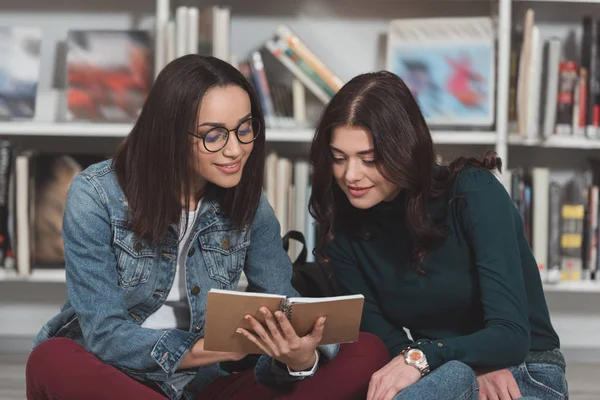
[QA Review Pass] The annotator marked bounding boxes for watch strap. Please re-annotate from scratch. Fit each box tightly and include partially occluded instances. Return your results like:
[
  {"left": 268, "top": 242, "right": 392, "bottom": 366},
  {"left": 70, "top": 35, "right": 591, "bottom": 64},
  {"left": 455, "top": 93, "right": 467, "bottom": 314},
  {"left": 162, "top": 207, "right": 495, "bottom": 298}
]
[{"left": 287, "top": 350, "right": 319, "bottom": 377}]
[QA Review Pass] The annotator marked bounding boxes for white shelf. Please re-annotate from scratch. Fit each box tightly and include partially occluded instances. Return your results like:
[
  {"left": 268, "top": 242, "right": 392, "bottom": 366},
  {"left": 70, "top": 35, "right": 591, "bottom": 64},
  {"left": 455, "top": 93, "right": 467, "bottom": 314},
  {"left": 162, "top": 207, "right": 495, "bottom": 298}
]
[
  {"left": 515, "top": 0, "right": 600, "bottom": 3},
  {"left": 0, "top": 268, "right": 65, "bottom": 283},
  {"left": 509, "top": 134, "right": 600, "bottom": 149},
  {"left": 266, "top": 128, "right": 313, "bottom": 142},
  {"left": 0, "top": 121, "right": 132, "bottom": 137},
  {"left": 0, "top": 121, "right": 496, "bottom": 145},
  {"left": 544, "top": 281, "right": 600, "bottom": 293},
  {"left": 267, "top": 129, "right": 497, "bottom": 144},
  {"left": 432, "top": 131, "right": 496, "bottom": 145}
]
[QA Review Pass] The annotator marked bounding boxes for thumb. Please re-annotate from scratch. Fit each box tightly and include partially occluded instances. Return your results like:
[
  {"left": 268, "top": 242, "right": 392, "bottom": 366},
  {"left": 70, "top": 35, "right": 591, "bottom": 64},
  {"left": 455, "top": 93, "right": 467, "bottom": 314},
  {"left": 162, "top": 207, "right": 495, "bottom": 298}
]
[{"left": 308, "top": 317, "right": 326, "bottom": 341}]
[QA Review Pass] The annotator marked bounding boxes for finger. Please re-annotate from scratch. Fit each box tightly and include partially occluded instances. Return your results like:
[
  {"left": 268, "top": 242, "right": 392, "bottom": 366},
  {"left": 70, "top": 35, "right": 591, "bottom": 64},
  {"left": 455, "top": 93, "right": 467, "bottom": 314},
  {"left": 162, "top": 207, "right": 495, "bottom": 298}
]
[
  {"left": 372, "top": 375, "right": 391, "bottom": 400},
  {"left": 499, "top": 388, "right": 512, "bottom": 400},
  {"left": 367, "top": 380, "right": 377, "bottom": 400},
  {"left": 506, "top": 376, "right": 521, "bottom": 399},
  {"left": 275, "top": 311, "right": 300, "bottom": 340},
  {"left": 367, "top": 371, "right": 381, "bottom": 400},
  {"left": 244, "top": 315, "right": 280, "bottom": 357},
  {"left": 485, "top": 393, "right": 500, "bottom": 400},
  {"left": 236, "top": 328, "right": 273, "bottom": 356},
  {"left": 383, "top": 387, "right": 401, "bottom": 400},
  {"left": 308, "top": 317, "right": 326, "bottom": 342},
  {"left": 261, "top": 308, "right": 286, "bottom": 348}
]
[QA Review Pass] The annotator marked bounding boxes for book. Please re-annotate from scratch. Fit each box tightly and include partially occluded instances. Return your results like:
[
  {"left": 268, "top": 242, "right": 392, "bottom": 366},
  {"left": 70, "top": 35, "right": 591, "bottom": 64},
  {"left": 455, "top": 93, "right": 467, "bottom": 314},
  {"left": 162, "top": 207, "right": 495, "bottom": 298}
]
[
  {"left": 386, "top": 17, "right": 495, "bottom": 128},
  {"left": 0, "top": 26, "right": 42, "bottom": 120},
  {"left": 66, "top": 30, "right": 153, "bottom": 122},
  {"left": 204, "top": 289, "right": 364, "bottom": 354}
]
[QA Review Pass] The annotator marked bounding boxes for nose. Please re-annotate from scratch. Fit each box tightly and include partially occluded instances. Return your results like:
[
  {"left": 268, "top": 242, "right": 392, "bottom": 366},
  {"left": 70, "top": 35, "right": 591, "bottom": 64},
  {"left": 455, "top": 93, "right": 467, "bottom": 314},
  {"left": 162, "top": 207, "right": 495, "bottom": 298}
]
[
  {"left": 344, "top": 158, "right": 363, "bottom": 183},
  {"left": 222, "top": 132, "right": 242, "bottom": 158}
]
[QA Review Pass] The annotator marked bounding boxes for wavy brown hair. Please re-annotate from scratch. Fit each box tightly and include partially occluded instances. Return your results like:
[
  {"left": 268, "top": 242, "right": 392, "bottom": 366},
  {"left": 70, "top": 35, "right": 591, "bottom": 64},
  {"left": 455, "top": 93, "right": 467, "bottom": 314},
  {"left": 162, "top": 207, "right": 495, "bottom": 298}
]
[
  {"left": 113, "top": 55, "right": 265, "bottom": 244},
  {"left": 309, "top": 71, "right": 501, "bottom": 273}
]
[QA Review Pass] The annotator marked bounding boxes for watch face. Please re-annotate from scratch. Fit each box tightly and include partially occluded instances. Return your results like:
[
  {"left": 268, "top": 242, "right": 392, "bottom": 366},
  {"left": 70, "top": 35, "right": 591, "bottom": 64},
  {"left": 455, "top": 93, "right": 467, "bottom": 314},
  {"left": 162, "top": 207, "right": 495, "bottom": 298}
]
[{"left": 406, "top": 349, "right": 424, "bottom": 363}]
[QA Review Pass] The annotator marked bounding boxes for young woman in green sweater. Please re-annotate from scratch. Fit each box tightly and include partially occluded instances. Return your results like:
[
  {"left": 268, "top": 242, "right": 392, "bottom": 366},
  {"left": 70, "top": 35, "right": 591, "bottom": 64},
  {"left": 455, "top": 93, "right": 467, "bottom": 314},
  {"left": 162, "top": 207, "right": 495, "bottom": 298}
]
[{"left": 308, "top": 71, "right": 567, "bottom": 400}]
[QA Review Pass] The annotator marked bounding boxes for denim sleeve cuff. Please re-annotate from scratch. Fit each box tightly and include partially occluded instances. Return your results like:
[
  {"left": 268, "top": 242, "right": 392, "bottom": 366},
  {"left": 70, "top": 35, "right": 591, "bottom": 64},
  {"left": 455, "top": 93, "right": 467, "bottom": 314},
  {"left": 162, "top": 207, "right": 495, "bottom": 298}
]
[
  {"left": 254, "top": 355, "right": 304, "bottom": 389},
  {"left": 151, "top": 329, "right": 200, "bottom": 376},
  {"left": 317, "top": 343, "right": 339, "bottom": 361},
  {"left": 414, "top": 339, "right": 451, "bottom": 370},
  {"left": 254, "top": 344, "right": 340, "bottom": 389}
]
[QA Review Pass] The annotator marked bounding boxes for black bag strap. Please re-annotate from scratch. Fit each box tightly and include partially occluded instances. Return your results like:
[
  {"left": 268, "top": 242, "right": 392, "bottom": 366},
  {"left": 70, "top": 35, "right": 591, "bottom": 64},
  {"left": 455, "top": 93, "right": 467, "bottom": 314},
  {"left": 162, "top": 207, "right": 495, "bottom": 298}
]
[{"left": 282, "top": 230, "right": 308, "bottom": 264}]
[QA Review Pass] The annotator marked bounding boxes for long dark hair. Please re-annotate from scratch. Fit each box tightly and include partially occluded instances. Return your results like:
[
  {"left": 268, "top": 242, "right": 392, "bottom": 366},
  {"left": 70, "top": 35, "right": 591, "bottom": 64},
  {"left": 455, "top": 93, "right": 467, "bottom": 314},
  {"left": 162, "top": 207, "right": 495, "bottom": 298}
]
[
  {"left": 309, "top": 71, "right": 501, "bottom": 273},
  {"left": 113, "top": 55, "right": 265, "bottom": 244}
]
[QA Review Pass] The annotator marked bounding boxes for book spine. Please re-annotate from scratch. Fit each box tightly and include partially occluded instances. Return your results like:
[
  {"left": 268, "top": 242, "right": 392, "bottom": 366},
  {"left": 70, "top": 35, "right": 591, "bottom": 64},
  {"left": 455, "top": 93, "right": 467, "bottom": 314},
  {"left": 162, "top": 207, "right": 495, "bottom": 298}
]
[
  {"left": 576, "top": 68, "right": 588, "bottom": 137},
  {"left": 582, "top": 17, "right": 599, "bottom": 136},
  {"left": 249, "top": 51, "right": 275, "bottom": 119},
  {"left": 542, "top": 39, "right": 561, "bottom": 138},
  {"left": 264, "top": 39, "right": 331, "bottom": 104},
  {"left": 0, "top": 141, "right": 11, "bottom": 268},
  {"left": 555, "top": 61, "right": 578, "bottom": 135},
  {"left": 547, "top": 181, "right": 562, "bottom": 283},
  {"left": 275, "top": 38, "right": 335, "bottom": 97},
  {"left": 154, "top": 0, "right": 170, "bottom": 79},
  {"left": 275, "top": 25, "right": 344, "bottom": 92},
  {"left": 508, "top": 29, "right": 523, "bottom": 124}
]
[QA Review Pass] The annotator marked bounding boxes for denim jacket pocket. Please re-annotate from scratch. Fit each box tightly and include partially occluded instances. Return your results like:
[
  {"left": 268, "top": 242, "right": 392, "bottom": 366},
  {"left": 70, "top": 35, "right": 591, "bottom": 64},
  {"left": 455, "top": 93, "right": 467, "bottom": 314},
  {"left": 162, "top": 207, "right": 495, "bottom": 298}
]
[
  {"left": 198, "top": 228, "right": 250, "bottom": 286},
  {"left": 113, "top": 224, "right": 155, "bottom": 288}
]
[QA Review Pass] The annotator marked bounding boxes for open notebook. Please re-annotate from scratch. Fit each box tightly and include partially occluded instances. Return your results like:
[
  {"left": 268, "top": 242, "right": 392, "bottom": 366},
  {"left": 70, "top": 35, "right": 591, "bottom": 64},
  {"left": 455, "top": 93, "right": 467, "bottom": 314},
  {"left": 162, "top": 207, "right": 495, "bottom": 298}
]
[{"left": 204, "top": 289, "right": 365, "bottom": 354}]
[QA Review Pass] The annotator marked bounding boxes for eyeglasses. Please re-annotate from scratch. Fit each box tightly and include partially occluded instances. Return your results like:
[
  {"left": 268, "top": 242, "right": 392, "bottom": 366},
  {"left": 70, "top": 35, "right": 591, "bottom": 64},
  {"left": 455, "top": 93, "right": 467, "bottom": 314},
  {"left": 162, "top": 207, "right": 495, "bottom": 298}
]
[{"left": 189, "top": 117, "right": 261, "bottom": 153}]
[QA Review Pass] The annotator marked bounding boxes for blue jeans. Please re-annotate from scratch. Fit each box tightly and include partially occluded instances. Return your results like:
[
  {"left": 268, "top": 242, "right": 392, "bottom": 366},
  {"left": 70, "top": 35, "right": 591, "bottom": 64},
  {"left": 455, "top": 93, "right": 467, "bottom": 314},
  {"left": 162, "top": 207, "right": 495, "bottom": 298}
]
[{"left": 393, "top": 361, "right": 568, "bottom": 400}]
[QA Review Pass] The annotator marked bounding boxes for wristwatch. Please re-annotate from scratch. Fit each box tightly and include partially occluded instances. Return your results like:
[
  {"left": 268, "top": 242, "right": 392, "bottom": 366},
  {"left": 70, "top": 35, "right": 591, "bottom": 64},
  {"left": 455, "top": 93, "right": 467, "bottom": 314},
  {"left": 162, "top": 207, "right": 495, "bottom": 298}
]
[
  {"left": 287, "top": 350, "right": 319, "bottom": 377},
  {"left": 402, "top": 347, "right": 431, "bottom": 377}
]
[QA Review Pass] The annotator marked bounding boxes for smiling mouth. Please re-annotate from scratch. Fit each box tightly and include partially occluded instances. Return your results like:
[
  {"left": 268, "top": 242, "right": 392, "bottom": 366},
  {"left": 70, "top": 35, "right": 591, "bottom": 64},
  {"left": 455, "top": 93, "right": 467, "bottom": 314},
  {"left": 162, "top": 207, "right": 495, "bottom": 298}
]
[
  {"left": 215, "top": 160, "right": 241, "bottom": 168},
  {"left": 347, "top": 185, "right": 373, "bottom": 191}
]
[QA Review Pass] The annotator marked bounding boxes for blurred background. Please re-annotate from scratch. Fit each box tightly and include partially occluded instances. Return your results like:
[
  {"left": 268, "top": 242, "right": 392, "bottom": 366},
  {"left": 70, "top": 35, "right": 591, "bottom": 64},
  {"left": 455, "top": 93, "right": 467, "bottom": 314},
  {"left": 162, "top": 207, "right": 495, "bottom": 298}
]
[{"left": 0, "top": 0, "right": 599, "bottom": 399}]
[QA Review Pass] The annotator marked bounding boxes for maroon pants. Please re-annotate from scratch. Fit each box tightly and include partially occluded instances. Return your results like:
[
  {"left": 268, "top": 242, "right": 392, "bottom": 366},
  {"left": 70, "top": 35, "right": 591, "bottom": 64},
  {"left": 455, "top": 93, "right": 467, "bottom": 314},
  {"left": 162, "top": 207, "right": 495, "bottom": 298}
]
[{"left": 26, "top": 332, "right": 389, "bottom": 400}]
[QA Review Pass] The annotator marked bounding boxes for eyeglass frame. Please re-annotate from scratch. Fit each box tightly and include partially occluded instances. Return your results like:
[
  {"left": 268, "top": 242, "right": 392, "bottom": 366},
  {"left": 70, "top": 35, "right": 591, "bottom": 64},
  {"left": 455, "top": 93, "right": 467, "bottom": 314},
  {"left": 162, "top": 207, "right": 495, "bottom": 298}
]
[{"left": 188, "top": 116, "right": 261, "bottom": 153}]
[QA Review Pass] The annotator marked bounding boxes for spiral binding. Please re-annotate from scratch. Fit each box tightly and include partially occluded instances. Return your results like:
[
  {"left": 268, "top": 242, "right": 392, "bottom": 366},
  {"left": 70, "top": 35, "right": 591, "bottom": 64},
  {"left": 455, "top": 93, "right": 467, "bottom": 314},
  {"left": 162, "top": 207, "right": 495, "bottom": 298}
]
[{"left": 278, "top": 299, "right": 293, "bottom": 321}]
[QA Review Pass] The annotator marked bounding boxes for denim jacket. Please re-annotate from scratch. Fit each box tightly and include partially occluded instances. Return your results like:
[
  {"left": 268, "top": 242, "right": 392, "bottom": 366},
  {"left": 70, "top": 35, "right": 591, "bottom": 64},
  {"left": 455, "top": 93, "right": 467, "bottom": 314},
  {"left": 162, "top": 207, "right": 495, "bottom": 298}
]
[{"left": 31, "top": 160, "right": 338, "bottom": 400}]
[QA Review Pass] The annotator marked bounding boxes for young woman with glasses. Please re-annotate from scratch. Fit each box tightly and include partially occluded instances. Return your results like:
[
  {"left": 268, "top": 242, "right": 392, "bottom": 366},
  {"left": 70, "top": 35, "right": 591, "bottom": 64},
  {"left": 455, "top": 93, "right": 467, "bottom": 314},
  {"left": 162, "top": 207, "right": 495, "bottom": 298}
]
[
  {"left": 25, "top": 55, "right": 389, "bottom": 400},
  {"left": 308, "top": 71, "right": 567, "bottom": 400}
]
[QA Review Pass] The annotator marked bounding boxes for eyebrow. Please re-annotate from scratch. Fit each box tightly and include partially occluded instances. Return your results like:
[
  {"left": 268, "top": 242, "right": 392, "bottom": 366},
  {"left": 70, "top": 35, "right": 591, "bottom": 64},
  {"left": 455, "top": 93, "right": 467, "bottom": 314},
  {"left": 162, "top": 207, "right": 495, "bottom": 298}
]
[
  {"left": 329, "top": 145, "right": 374, "bottom": 156},
  {"left": 197, "top": 112, "right": 252, "bottom": 128}
]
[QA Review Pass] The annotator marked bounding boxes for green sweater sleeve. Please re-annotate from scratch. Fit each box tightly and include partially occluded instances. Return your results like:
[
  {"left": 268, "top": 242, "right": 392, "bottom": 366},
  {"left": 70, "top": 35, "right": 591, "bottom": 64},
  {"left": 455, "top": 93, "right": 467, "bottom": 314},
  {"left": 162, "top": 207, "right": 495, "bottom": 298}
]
[
  {"left": 416, "top": 169, "right": 531, "bottom": 370},
  {"left": 326, "top": 235, "right": 414, "bottom": 357}
]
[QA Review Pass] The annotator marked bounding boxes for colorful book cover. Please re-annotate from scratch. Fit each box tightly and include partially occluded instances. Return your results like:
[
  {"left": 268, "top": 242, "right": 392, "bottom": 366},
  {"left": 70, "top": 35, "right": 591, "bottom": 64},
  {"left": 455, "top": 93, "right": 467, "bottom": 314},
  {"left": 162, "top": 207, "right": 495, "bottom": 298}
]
[
  {"left": 0, "top": 27, "right": 42, "bottom": 120},
  {"left": 66, "top": 30, "right": 153, "bottom": 122},
  {"left": 386, "top": 18, "right": 495, "bottom": 127}
]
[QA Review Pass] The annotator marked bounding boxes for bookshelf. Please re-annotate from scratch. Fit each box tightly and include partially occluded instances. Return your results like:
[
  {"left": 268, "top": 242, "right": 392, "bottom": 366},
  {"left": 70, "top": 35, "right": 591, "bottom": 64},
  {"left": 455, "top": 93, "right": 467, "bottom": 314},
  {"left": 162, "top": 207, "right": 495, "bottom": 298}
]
[
  {"left": 0, "top": 2, "right": 599, "bottom": 361},
  {"left": 4, "top": 266, "right": 600, "bottom": 294},
  {"left": 0, "top": 268, "right": 65, "bottom": 283},
  {"left": 0, "top": 0, "right": 596, "bottom": 283},
  {"left": 544, "top": 281, "right": 600, "bottom": 292},
  {"left": 509, "top": 134, "right": 600, "bottom": 149}
]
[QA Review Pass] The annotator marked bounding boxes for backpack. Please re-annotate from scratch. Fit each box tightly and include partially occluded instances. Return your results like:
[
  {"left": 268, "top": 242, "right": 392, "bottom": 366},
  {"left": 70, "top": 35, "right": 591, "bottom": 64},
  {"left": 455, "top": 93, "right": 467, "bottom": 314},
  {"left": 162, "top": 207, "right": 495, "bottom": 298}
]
[{"left": 282, "top": 230, "right": 343, "bottom": 298}]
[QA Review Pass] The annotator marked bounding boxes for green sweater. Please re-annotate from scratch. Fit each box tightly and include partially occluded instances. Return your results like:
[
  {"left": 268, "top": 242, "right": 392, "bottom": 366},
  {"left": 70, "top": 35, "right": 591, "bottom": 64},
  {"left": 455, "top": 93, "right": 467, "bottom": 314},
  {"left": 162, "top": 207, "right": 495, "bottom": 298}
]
[{"left": 326, "top": 166, "right": 560, "bottom": 371}]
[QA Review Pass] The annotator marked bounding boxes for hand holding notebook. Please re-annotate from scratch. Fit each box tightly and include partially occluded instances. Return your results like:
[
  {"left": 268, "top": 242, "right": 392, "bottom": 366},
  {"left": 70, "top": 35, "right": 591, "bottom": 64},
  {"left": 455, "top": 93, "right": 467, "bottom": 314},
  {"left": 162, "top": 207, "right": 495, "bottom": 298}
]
[
  {"left": 238, "top": 305, "right": 327, "bottom": 372},
  {"left": 203, "top": 289, "right": 365, "bottom": 354}
]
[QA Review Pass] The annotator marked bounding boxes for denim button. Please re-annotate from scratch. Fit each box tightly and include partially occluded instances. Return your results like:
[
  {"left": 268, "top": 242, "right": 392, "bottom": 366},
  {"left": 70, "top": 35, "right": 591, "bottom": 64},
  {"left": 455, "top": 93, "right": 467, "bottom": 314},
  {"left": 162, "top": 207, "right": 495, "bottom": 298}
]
[
  {"left": 188, "top": 247, "right": 195, "bottom": 257},
  {"left": 191, "top": 286, "right": 201, "bottom": 295},
  {"left": 437, "top": 343, "right": 444, "bottom": 348},
  {"left": 221, "top": 238, "right": 230, "bottom": 250},
  {"left": 134, "top": 241, "right": 142, "bottom": 252}
]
